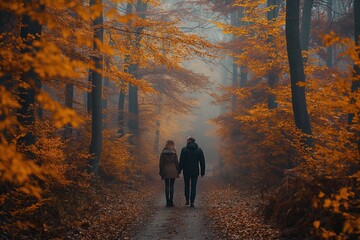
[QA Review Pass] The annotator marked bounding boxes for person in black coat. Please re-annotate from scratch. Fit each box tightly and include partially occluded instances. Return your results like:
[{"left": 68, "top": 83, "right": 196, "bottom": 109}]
[{"left": 179, "top": 136, "right": 205, "bottom": 207}]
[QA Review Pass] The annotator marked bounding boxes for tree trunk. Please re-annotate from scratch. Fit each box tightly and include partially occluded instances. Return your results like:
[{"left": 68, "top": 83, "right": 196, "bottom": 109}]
[
  {"left": 286, "top": 0, "right": 313, "bottom": 148},
  {"left": 128, "top": 0, "right": 147, "bottom": 142},
  {"left": 128, "top": 68, "right": 139, "bottom": 138},
  {"left": 231, "top": 61, "right": 238, "bottom": 110},
  {"left": 0, "top": 10, "right": 17, "bottom": 35},
  {"left": 87, "top": 69, "right": 92, "bottom": 114},
  {"left": 268, "top": 73, "right": 278, "bottom": 109},
  {"left": 63, "top": 4, "right": 77, "bottom": 137},
  {"left": 118, "top": 85, "right": 126, "bottom": 135},
  {"left": 0, "top": 11, "right": 17, "bottom": 87},
  {"left": 351, "top": 0, "right": 360, "bottom": 97},
  {"left": 267, "top": 0, "right": 280, "bottom": 109},
  {"left": 230, "top": 10, "right": 239, "bottom": 110},
  {"left": 65, "top": 84, "right": 74, "bottom": 108},
  {"left": 0, "top": 11, "right": 17, "bottom": 139},
  {"left": 153, "top": 112, "right": 160, "bottom": 154},
  {"left": 267, "top": 0, "right": 280, "bottom": 20},
  {"left": 300, "top": 0, "right": 314, "bottom": 63},
  {"left": 17, "top": 1, "right": 44, "bottom": 151},
  {"left": 326, "top": 0, "right": 333, "bottom": 67},
  {"left": 88, "top": 0, "right": 103, "bottom": 173},
  {"left": 239, "top": 66, "right": 247, "bottom": 88},
  {"left": 117, "top": 3, "right": 132, "bottom": 136},
  {"left": 230, "top": 7, "right": 248, "bottom": 91},
  {"left": 63, "top": 83, "right": 74, "bottom": 137},
  {"left": 231, "top": 59, "right": 238, "bottom": 89},
  {"left": 348, "top": 0, "right": 360, "bottom": 153},
  {"left": 237, "top": 9, "right": 247, "bottom": 88},
  {"left": 103, "top": 77, "right": 109, "bottom": 127}
]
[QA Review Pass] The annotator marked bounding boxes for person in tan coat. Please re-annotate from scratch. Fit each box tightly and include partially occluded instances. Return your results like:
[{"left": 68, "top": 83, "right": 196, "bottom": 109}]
[{"left": 159, "top": 140, "right": 180, "bottom": 207}]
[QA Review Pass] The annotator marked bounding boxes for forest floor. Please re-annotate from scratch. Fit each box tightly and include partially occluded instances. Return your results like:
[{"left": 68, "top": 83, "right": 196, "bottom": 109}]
[
  {"left": 14, "top": 177, "right": 284, "bottom": 239},
  {"left": 129, "top": 177, "right": 283, "bottom": 240},
  {"left": 132, "top": 178, "right": 216, "bottom": 239}
]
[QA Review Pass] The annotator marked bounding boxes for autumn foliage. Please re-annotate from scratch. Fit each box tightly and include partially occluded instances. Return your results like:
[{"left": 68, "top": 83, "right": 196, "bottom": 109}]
[
  {"left": 1, "top": 0, "right": 359, "bottom": 238},
  {"left": 0, "top": 0, "right": 215, "bottom": 237},
  {"left": 211, "top": 0, "right": 359, "bottom": 238}
]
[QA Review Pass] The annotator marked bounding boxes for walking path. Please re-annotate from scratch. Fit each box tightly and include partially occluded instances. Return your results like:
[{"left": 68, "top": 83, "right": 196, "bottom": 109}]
[{"left": 133, "top": 178, "right": 216, "bottom": 240}]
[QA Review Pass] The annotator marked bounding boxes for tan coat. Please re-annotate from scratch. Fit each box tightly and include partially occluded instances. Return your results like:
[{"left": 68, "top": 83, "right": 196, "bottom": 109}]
[{"left": 159, "top": 148, "right": 180, "bottom": 179}]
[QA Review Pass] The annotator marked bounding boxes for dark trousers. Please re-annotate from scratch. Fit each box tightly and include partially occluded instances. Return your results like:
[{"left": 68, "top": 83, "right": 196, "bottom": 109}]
[
  {"left": 164, "top": 178, "right": 175, "bottom": 201},
  {"left": 183, "top": 175, "right": 198, "bottom": 202}
]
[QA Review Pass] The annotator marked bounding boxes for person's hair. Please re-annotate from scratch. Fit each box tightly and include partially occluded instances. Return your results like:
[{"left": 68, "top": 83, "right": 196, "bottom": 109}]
[
  {"left": 187, "top": 136, "right": 195, "bottom": 143},
  {"left": 164, "top": 140, "right": 175, "bottom": 149}
]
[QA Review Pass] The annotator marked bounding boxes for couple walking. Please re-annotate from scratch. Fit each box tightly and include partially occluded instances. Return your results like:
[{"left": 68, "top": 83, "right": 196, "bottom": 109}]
[{"left": 159, "top": 136, "right": 205, "bottom": 207}]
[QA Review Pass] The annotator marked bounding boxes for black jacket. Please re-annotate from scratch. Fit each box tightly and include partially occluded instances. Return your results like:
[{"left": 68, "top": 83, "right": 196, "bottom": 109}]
[{"left": 179, "top": 142, "right": 205, "bottom": 176}]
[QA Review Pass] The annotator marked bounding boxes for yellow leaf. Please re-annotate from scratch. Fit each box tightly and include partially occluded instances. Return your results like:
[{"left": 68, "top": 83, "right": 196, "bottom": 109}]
[
  {"left": 313, "top": 220, "right": 320, "bottom": 229},
  {"left": 296, "top": 81, "right": 307, "bottom": 87},
  {"left": 324, "top": 199, "right": 331, "bottom": 208},
  {"left": 343, "top": 220, "right": 353, "bottom": 233},
  {"left": 107, "top": 9, "right": 117, "bottom": 19},
  {"left": 339, "top": 188, "right": 349, "bottom": 199}
]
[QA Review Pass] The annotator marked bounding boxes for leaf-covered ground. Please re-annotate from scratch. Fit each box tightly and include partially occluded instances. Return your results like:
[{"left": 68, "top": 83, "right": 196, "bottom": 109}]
[
  {"left": 128, "top": 177, "right": 285, "bottom": 240},
  {"left": 14, "top": 177, "right": 287, "bottom": 239},
  {"left": 62, "top": 183, "right": 157, "bottom": 239},
  {"left": 10, "top": 180, "right": 158, "bottom": 239},
  {"left": 203, "top": 179, "right": 284, "bottom": 240}
]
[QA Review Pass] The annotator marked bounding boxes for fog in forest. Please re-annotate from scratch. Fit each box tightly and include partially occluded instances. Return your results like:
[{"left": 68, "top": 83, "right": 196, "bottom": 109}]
[
  {"left": 2, "top": 0, "right": 359, "bottom": 239},
  {"left": 173, "top": 60, "right": 222, "bottom": 172}
]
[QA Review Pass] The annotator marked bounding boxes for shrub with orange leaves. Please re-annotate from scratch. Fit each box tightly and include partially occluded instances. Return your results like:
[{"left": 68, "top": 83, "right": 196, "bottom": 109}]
[
  {"left": 304, "top": 33, "right": 360, "bottom": 239},
  {"left": 100, "top": 131, "right": 134, "bottom": 182}
]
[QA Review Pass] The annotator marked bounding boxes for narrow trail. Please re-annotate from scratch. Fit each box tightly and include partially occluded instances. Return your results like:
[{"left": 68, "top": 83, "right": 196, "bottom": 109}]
[
  {"left": 130, "top": 177, "right": 283, "bottom": 240},
  {"left": 133, "top": 177, "right": 216, "bottom": 240}
]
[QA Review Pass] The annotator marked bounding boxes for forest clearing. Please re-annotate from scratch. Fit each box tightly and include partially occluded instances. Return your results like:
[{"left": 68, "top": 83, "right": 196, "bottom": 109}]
[{"left": 0, "top": 0, "right": 359, "bottom": 239}]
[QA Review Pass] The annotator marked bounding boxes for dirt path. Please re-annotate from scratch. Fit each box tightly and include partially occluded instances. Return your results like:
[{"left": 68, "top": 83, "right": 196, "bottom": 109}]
[{"left": 132, "top": 177, "right": 216, "bottom": 240}]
